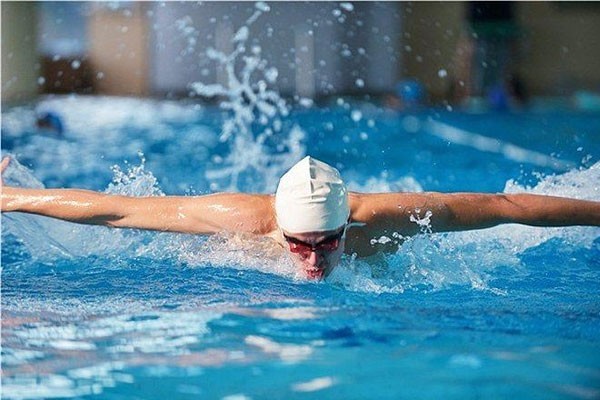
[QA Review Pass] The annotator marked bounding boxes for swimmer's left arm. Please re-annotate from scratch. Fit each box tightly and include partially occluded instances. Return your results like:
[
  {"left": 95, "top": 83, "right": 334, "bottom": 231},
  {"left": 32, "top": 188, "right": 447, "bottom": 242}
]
[{"left": 353, "top": 192, "right": 600, "bottom": 235}]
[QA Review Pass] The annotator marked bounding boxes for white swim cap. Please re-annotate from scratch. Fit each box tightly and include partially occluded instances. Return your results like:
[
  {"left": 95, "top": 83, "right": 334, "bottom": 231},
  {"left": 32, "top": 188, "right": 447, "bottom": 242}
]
[{"left": 275, "top": 156, "right": 349, "bottom": 233}]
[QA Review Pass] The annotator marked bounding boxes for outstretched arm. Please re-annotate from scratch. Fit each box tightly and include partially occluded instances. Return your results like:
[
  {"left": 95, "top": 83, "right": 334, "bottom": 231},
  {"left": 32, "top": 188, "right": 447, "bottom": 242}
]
[
  {"left": 1, "top": 158, "right": 276, "bottom": 235},
  {"left": 352, "top": 192, "right": 600, "bottom": 236}
]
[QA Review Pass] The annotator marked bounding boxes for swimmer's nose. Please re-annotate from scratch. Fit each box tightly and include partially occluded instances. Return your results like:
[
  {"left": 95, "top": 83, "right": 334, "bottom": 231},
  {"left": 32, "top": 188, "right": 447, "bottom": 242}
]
[{"left": 306, "top": 251, "right": 322, "bottom": 268}]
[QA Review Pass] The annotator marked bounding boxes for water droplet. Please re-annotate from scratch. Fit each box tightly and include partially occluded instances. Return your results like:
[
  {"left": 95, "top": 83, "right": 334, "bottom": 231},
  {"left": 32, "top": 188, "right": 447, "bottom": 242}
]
[
  {"left": 438, "top": 69, "right": 447, "bottom": 78},
  {"left": 71, "top": 60, "right": 81, "bottom": 70},
  {"left": 37, "top": 77, "right": 45, "bottom": 85},
  {"left": 340, "top": 3, "right": 354, "bottom": 12},
  {"left": 255, "top": 2, "right": 270, "bottom": 12},
  {"left": 265, "top": 67, "right": 278, "bottom": 83},
  {"left": 299, "top": 98, "right": 313, "bottom": 108},
  {"left": 351, "top": 110, "right": 362, "bottom": 122},
  {"left": 360, "top": 132, "right": 369, "bottom": 140},
  {"left": 355, "top": 78, "right": 365, "bottom": 88}
]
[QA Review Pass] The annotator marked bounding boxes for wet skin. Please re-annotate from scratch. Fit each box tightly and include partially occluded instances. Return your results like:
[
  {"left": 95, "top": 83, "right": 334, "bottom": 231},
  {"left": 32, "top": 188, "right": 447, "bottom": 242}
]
[{"left": 282, "top": 227, "right": 346, "bottom": 280}]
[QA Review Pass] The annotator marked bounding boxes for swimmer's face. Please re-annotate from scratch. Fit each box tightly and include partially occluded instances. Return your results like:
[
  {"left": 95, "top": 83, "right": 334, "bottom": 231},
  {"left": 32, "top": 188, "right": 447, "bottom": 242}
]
[{"left": 282, "top": 226, "right": 346, "bottom": 281}]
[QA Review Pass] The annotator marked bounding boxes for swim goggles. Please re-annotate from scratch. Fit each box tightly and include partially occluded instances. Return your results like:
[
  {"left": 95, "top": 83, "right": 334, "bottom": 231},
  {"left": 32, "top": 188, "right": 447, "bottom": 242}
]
[{"left": 283, "top": 227, "right": 346, "bottom": 254}]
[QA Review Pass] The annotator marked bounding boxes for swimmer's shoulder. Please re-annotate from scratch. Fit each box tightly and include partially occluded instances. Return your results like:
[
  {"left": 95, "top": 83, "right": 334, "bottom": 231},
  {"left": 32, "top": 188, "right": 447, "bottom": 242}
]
[
  {"left": 349, "top": 191, "right": 442, "bottom": 215},
  {"left": 201, "top": 192, "right": 277, "bottom": 236},
  {"left": 247, "top": 193, "right": 278, "bottom": 235},
  {"left": 347, "top": 191, "right": 424, "bottom": 252},
  {"left": 348, "top": 191, "right": 417, "bottom": 220}
]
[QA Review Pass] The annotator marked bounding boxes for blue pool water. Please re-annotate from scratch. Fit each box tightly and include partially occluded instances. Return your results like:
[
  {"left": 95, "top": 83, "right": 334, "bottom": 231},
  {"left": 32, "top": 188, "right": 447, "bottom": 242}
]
[{"left": 2, "top": 96, "right": 600, "bottom": 399}]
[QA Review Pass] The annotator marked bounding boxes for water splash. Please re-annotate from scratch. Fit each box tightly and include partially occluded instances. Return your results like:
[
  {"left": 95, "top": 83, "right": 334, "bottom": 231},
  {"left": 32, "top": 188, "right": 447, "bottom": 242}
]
[
  {"left": 1, "top": 156, "right": 167, "bottom": 260},
  {"left": 105, "top": 153, "right": 164, "bottom": 197},
  {"left": 328, "top": 163, "right": 600, "bottom": 295},
  {"left": 3, "top": 151, "right": 599, "bottom": 295},
  {"left": 188, "top": 2, "right": 305, "bottom": 192}
]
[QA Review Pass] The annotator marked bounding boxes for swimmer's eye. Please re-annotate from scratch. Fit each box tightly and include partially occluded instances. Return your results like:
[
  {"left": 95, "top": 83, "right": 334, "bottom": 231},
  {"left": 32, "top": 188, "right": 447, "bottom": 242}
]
[{"left": 283, "top": 229, "right": 344, "bottom": 254}]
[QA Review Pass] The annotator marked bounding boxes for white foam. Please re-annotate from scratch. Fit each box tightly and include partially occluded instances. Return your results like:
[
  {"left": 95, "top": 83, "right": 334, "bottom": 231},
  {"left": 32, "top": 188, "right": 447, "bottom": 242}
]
[
  {"left": 244, "top": 335, "right": 313, "bottom": 363},
  {"left": 291, "top": 376, "right": 336, "bottom": 392},
  {"left": 50, "top": 340, "right": 96, "bottom": 351},
  {"left": 262, "top": 307, "right": 319, "bottom": 320}
]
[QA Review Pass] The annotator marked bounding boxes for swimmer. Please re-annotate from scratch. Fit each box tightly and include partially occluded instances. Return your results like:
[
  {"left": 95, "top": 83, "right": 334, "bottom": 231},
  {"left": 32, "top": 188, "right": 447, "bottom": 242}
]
[
  {"left": 2, "top": 156, "right": 599, "bottom": 280},
  {"left": 35, "top": 111, "right": 64, "bottom": 136}
]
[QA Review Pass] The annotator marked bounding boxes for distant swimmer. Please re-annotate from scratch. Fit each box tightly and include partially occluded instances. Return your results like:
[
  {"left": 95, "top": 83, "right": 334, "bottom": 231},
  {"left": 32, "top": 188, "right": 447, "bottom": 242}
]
[
  {"left": 36, "top": 111, "right": 64, "bottom": 137},
  {"left": 2, "top": 156, "right": 599, "bottom": 280}
]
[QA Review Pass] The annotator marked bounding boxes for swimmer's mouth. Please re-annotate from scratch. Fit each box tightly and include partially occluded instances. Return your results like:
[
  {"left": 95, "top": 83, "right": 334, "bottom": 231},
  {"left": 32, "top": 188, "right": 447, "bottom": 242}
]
[{"left": 305, "top": 268, "right": 325, "bottom": 280}]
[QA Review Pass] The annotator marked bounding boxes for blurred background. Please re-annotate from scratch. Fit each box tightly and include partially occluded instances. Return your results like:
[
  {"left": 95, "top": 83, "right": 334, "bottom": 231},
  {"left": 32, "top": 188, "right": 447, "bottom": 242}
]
[{"left": 2, "top": 1, "right": 600, "bottom": 111}]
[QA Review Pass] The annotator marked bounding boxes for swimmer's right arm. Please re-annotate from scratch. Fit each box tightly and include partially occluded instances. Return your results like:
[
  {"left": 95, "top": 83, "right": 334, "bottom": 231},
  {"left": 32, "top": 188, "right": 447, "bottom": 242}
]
[
  {"left": 1, "top": 159, "right": 275, "bottom": 235},
  {"left": 1, "top": 187, "right": 273, "bottom": 234}
]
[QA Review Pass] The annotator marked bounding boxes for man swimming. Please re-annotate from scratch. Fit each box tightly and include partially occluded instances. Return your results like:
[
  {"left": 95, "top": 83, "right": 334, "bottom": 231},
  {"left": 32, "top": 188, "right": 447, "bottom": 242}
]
[{"left": 2, "top": 156, "right": 599, "bottom": 280}]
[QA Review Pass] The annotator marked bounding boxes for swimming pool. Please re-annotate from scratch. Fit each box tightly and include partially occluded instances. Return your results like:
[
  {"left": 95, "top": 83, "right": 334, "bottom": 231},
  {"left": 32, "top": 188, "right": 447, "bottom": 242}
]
[{"left": 2, "top": 96, "right": 600, "bottom": 399}]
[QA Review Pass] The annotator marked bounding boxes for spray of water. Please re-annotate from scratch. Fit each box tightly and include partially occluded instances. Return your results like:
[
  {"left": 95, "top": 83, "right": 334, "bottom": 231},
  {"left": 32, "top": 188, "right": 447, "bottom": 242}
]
[
  {"left": 1, "top": 155, "right": 167, "bottom": 260},
  {"left": 188, "top": 2, "right": 305, "bottom": 192},
  {"left": 3, "top": 154, "right": 598, "bottom": 294},
  {"left": 328, "top": 163, "right": 600, "bottom": 295}
]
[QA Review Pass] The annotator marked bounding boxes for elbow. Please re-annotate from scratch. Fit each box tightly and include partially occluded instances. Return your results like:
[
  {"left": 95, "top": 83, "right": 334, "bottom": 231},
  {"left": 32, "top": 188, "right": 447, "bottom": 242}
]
[
  {"left": 102, "top": 216, "right": 129, "bottom": 228},
  {"left": 81, "top": 212, "right": 126, "bottom": 228},
  {"left": 495, "top": 194, "right": 518, "bottom": 224},
  {"left": 496, "top": 193, "right": 540, "bottom": 225}
]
